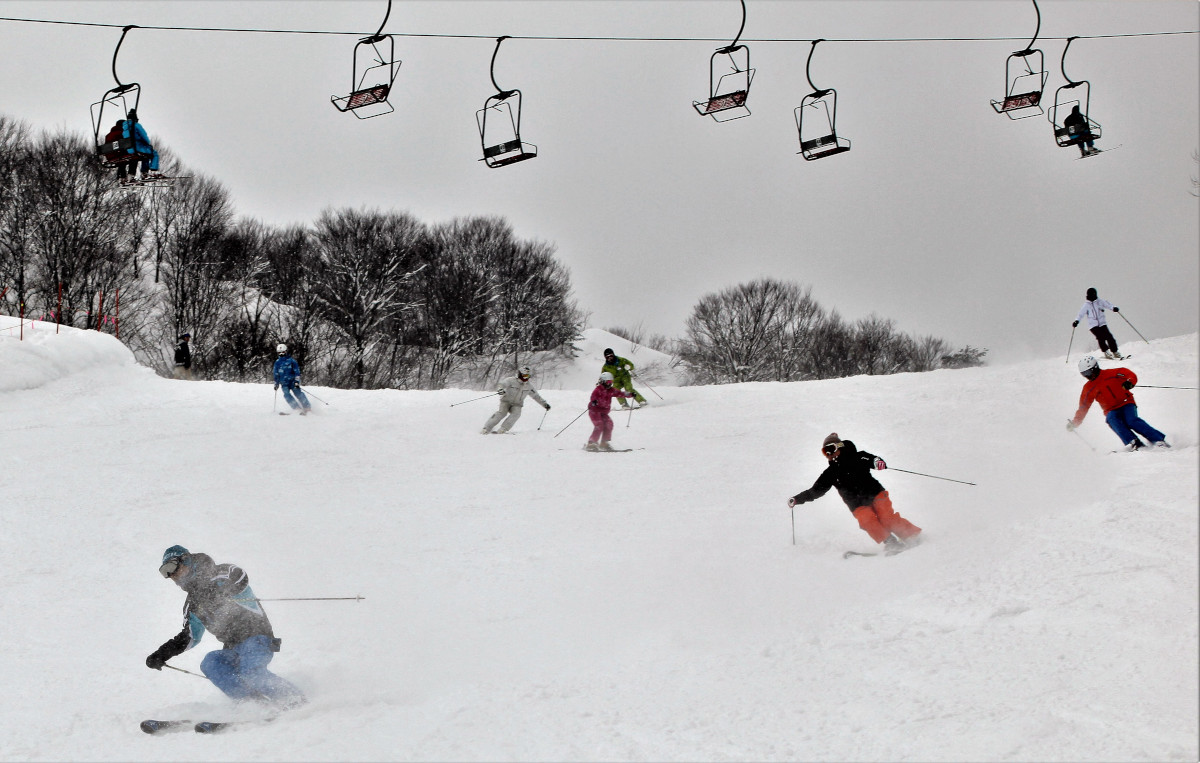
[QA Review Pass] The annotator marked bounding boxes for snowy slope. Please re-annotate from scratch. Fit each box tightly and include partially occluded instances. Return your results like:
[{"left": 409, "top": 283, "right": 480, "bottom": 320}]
[{"left": 0, "top": 315, "right": 1196, "bottom": 762}]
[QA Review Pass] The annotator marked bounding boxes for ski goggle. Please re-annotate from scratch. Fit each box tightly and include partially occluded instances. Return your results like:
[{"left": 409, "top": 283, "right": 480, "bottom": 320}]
[
  {"left": 159, "top": 556, "right": 189, "bottom": 578},
  {"left": 822, "top": 441, "right": 844, "bottom": 456}
]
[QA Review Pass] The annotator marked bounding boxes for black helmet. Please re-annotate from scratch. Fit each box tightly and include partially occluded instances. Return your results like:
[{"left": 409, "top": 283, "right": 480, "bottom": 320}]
[
  {"left": 127, "top": 108, "right": 138, "bottom": 121},
  {"left": 1086, "top": 287, "right": 1098, "bottom": 301}
]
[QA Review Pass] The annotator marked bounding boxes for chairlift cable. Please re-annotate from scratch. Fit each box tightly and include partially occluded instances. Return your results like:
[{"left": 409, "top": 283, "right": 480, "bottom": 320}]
[{"left": 0, "top": 14, "right": 1195, "bottom": 44}]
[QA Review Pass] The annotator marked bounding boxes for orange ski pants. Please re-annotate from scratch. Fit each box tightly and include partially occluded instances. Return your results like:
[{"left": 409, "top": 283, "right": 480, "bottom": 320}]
[{"left": 851, "top": 491, "right": 922, "bottom": 544}]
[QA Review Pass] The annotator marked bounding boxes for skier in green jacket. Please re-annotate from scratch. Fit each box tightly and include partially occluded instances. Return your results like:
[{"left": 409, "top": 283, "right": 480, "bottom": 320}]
[{"left": 601, "top": 348, "right": 647, "bottom": 409}]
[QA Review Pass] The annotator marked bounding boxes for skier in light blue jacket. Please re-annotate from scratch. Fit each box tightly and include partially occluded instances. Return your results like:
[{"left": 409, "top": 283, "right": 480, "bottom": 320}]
[
  {"left": 273, "top": 344, "right": 311, "bottom": 414},
  {"left": 117, "top": 109, "right": 161, "bottom": 184}
]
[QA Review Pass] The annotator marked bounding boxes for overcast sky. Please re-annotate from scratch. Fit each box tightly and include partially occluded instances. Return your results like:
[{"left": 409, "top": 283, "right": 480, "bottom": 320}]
[{"left": 1, "top": 1, "right": 1196, "bottom": 362}]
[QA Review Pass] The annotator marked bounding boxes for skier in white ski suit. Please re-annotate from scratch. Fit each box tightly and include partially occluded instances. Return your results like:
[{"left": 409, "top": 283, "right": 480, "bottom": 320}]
[
  {"left": 1073, "top": 287, "right": 1123, "bottom": 359},
  {"left": 481, "top": 367, "right": 550, "bottom": 433}
]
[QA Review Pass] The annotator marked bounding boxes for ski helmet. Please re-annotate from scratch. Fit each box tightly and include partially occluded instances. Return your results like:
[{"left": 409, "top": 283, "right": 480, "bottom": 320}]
[
  {"left": 603, "top": 348, "right": 616, "bottom": 358},
  {"left": 1078, "top": 355, "right": 1100, "bottom": 377},
  {"left": 159, "top": 545, "right": 191, "bottom": 578},
  {"left": 1086, "top": 287, "right": 1098, "bottom": 301},
  {"left": 599, "top": 371, "right": 614, "bottom": 384},
  {"left": 518, "top": 366, "right": 532, "bottom": 381},
  {"left": 276, "top": 343, "right": 287, "bottom": 354}
]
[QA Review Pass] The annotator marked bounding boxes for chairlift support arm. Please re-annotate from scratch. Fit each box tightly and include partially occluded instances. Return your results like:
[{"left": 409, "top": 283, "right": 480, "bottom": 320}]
[
  {"left": 718, "top": 0, "right": 747, "bottom": 54},
  {"left": 489, "top": 35, "right": 517, "bottom": 98},
  {"left": 805, "top": 39, "right": 831, "bottom": 96},
  {"left": 110, "top": 25, "right": 138, "bottom": 91}
]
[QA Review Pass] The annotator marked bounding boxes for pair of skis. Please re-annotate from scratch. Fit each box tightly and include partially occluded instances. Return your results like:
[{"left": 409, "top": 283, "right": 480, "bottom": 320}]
[{"left": 141, "top": 718, "right": 270, "bottom": 734}]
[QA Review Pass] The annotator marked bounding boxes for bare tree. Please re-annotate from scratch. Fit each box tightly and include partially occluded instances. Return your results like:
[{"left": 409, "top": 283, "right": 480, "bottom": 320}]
[
  {"left": 309, "top": 208, "right": 426, "bottom": 388},
  {"left": 680, "top": 278, "right": 823, "bottom": 384}
]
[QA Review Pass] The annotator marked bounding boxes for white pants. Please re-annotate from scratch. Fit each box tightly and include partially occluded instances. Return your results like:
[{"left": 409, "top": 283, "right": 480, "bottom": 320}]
[{"left": 484, "top": 402, "right": 523, "bottom": 432}]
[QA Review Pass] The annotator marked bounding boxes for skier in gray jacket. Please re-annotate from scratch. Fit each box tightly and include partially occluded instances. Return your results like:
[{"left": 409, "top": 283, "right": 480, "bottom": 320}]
[{"left": 481, "top": 366, "right": 550, "bottom": 433}]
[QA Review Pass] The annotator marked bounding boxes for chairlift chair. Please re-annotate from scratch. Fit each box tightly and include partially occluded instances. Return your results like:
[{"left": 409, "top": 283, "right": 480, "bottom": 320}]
[
  {"left": 693, "top": 45, "right": 754, "bottom": 122},
  {"left": 89, "top": 26, "right": 154, "bottom": 173},
  {"left": 794, "top": 40, "right": 850, "bottom": 160},
  {"left": 91, "top": 83, "right": 141, "bottom": 167},
  {"left": 1050, "top": 83, "right": 1101, "bottom": 149},
  {"left": 477, "top": 37, "right": 537, "bottom": 168},
  {"left": 330, "top": 33, "right": 402, "bottom": 119},
  {"left": 1048, "top": 37, "right": 1102, "bottom": 151},
  {"left": 990, "top": 48, "right": 1048, "bottom": 118},
  {"left": 692, "top": 0, "right": 753, "bottom": 122},
  {"left": 990, "top": 1, "right": 1047, "bottom": 119}
]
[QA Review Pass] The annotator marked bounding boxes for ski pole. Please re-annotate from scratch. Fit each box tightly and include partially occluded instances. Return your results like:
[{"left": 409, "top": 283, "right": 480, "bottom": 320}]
[
  {"left": 255, "top": 595, "right": 365, "bottom": 602},
  {"left": 1067, "top": 424, "right": 1096, "bottom": 452},
  {"left": 887, "top": 468, "right": 976, "bottom": 486},
  {"left": 537, "top": 407, "right": 549, "bottom": 430},
  {"left": 299, "top": 386, "right": 329, "bottom": 406},
  {"left": 273, "top": 386, "right": 278, "bottom": 412},
  {"left": 450, "top": 392, "right": 501, "bottom": 407},
  {"left": 626, "top": 403, "right": 634, "bottom": 428},
  {"left": 634, "top": 374, "right": 664, "bottom": 400},
  {"left": 554, "top": 408, "right": 588, "bottom": 437},
  {"left": 1116, "top": 312, "right": 1150, "bottom": 344},
  {"left": 790, "top": 504, "right": 796, "bottom": 545},
  {"left": 1066, "top": 324, "right": 1076, "bottom": 363},
  {"left": 165, "top": 663, "right": 206, "bottom": 679},
  {"left": 1137, "top": 385, "right": 1199, "bottom": 390}
]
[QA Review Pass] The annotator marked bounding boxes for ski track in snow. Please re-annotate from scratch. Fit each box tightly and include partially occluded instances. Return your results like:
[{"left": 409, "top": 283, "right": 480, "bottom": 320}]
[{"left": 0, "top": 321, "right": 1196, "bottom": 761}]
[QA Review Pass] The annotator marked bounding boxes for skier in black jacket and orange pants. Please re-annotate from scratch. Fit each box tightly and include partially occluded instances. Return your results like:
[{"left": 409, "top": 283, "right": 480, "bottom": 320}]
[{"left": 789, "top": 433, "right": 922, "bottom": 553}]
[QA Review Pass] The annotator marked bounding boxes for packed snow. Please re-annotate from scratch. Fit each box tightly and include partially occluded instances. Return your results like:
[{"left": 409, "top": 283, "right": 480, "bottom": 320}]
[{"left": 0, "top": 316, "right": 1196, "bottom": 761}]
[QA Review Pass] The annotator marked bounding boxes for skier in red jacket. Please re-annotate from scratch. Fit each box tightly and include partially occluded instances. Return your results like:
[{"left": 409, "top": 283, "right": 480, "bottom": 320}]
[
  {"left": 1067, "top": 356, "right": 1169, "bottom": 451},
  {"left": 585, "top": 371, "right": 633, "bottom": 451}
]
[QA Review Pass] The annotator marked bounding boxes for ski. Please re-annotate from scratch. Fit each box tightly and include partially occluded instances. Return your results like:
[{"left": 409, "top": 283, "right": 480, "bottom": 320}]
[
  {"left": 140, "top": 719, "right": 193, "bottom": 734},
  {"left": 842, "top": 550, "right": 878, "bottom": 558},
  {"left": 194, "top": 718, "right": 275, "bottom": 734},
  {"left": 559, "top": 447, "right": 644, "bottom": 452}
]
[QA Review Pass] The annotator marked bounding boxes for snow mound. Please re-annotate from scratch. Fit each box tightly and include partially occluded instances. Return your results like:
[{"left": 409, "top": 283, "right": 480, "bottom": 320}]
[{"left": 0, "top": 316, "right": 140, "bottom": 392}]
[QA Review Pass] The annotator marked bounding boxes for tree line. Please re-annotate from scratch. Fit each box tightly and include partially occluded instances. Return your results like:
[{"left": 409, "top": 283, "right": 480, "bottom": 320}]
[
  {"left": 1, "top": 115, "right": 983, "bottom": 391},
  {"left": 0, "top": 115, "right": 585, "bottom": 389},
  {"left": 673, "top": 279, "right": 985, "bottom": 384}
]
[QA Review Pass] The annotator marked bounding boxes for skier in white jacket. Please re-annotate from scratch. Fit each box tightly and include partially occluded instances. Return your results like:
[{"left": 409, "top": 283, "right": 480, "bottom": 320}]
[
  {"left": 481, "top": 366, "right": 550, "bottom": 433},
  {"left": 1072, "top": 287, "right": 1124, "bottom": 359}
]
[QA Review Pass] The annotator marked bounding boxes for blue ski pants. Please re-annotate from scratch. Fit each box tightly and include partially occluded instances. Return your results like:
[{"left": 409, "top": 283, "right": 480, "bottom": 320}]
[
  {"left": 1104, "top": 404, "right": 1165, "bottom": 447},
  {"left": 200, "top": 635, "right": 304, "bottom": 704},
  {"left": 282, "top": 384, "right": 310, "bottom": 411}
]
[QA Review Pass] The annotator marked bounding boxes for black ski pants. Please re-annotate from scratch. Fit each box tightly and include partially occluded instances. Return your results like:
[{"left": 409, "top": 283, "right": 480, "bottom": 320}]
[{"left": 1090, "top": 325, "right": 1119, "bottom": 354}]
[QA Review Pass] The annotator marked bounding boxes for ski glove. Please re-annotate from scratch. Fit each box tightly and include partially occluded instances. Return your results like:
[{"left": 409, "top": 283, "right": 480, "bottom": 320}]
[
  {"left": 145, "top": 652, "right": 167, "bottom": 671},
  {"left": 543, "top": 403, "right": 551, "bottom": 411},
  {"left": 274, "top": 383, "right": 280, "bottom": 390},
  {"left": 1066, "top": 419, "right": 1077, "bottom": 431},
  {"left": 1112, "top": 306, "right": 1119, "bottom": 312},
  {"left": 788, "top": 497, "right": 796, "bottom": 508},
  {"left": 293, "top": 381, "right": 301, "bottom": 389},
  {"left": 873, "top": 458, "right": 887, "bottom": 470},
  {"left": 1072, "top": 320, "right": 1079, "bottom": 328},
  {"left": 1122, "top": 380, "right": 1133, "bottom": 390}
]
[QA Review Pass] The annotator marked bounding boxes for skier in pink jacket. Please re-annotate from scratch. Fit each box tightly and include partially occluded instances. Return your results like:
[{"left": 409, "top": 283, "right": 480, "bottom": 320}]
[{"left": 586, "top": 372, "right": 633, "bottom": 451}]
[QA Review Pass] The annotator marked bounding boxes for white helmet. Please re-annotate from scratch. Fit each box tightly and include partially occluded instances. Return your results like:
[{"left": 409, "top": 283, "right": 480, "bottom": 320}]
[
  {"left": 276, "top": 343, "right": 288, "bottom": 354},
  {"left": 599, "top": 371, "right": 614, "bottom": 384},
  {"left": 1078, "top": 355, "right": 1099, "bottom": 376},
  {"left": 518, "top": 366, "right": 532, "bottom": 380}
]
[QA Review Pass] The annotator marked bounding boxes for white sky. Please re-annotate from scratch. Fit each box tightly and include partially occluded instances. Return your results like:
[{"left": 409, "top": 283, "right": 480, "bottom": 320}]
[
  {"left": 0, "top": 1, "right": 1197, "bottom": 362},
  {"left": 1, "top": 317, "right": 1197, "bottom": 759}
]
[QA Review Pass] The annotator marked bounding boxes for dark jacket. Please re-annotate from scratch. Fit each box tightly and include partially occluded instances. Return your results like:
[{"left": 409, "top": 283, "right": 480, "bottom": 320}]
[
  {"left": 174, "top": 340, "right": 191, "bottom": 369},
  {"left": 152, "top": 553, "right": 276, "bottom": 661},
  {"left": 791, "top": 440, "right": 885, "bottom": 512}
]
